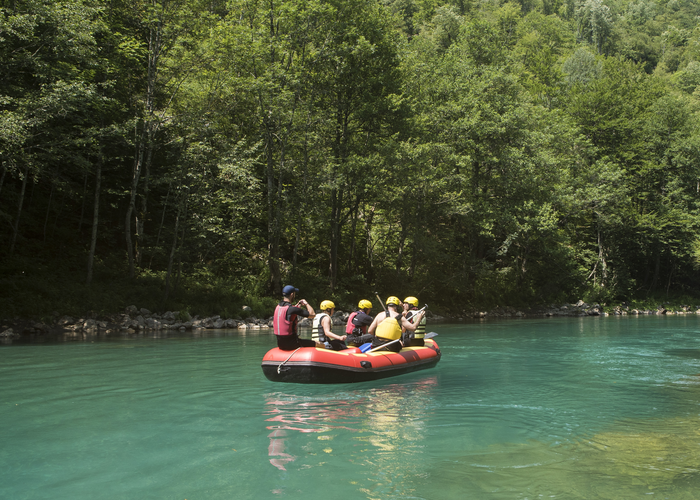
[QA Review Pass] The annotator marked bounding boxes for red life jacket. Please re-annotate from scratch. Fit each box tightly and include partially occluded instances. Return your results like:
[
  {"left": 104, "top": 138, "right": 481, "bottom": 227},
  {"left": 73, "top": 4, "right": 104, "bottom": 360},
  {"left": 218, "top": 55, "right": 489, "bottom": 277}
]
[
  {"left": 345, "top": 311, "right": 368, "bottom": 335},
  {"left": 345, "top": 312, "right": 358, "bottom": 334},
  {"left": 273, "top": 304, "right": 297, "bottom": 336}
]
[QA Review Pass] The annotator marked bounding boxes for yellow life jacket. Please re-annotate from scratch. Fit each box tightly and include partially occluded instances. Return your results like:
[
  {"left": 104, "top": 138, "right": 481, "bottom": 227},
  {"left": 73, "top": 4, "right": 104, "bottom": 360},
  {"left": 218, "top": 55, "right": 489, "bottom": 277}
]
[
  {"left": 375, "top": 313, "right": 402, "bottom": 341},
  {"left": 408, "top": 312, "right": 426, "bottom": 339}
]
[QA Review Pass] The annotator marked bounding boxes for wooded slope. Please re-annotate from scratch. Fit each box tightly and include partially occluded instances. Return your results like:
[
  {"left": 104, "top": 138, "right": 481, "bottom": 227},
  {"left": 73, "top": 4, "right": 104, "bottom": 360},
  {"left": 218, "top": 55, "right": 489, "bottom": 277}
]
[{"left": 2, "top": 0, "right": 700, "bottom": 316}]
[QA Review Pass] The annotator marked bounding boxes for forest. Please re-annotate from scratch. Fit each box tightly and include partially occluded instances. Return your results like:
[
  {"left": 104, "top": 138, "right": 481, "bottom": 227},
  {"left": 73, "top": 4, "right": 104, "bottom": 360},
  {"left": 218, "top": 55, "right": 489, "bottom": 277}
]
[{"left": 2, "top": 0, "right": 700, "bottom": 319}]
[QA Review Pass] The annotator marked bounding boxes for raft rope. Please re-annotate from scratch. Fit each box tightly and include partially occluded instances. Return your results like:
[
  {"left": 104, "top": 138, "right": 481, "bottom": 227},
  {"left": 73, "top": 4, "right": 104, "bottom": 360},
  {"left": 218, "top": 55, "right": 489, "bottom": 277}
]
[{"left": 277, "top": 347, "right": 301, "bottom": 374}]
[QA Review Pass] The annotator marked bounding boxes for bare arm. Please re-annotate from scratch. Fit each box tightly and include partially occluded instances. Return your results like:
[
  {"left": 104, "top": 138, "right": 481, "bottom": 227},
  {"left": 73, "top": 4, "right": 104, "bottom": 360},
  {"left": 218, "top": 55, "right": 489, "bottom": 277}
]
[
  {"left": 401, "top": 310, "right": 425, "bottom": 332},
  {"left": 367, "top": 312, "right": 384, "bottom": 335},
  {"left": 297, "top": 299, "right": 315, "bottom": 319},
  {"left": 323, "top": 316, "right": 346, "bottom": 341}
]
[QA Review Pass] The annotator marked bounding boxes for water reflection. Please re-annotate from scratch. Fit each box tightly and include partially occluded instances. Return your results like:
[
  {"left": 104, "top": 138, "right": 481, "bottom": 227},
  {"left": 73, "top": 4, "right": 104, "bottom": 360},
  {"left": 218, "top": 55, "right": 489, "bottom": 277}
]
[
  {"left": 264, "top": 392, "right": 367, "bottom": 471},
  {"left": 263, "top": 376, "right": 439, "bottom": 496},
  {"left": 264, "top": 391, "right": 370, "bottom": 471}
]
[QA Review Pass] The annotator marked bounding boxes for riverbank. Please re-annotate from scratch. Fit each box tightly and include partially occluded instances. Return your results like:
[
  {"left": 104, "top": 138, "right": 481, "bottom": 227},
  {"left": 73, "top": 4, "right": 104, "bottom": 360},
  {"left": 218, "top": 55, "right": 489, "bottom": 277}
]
[
  {"left": 461, "top": 300, "right": 700, "bottom": 319},
  {"left": 3, "top": 299, "right": 699, "bottom": 340}
]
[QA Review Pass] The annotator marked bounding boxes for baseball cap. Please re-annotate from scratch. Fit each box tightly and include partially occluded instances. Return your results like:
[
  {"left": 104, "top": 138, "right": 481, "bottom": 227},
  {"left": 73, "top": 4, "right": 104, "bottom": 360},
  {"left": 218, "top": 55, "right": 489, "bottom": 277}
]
[{"left": 282, "top": 285, "right": 299, "bottom": 296}]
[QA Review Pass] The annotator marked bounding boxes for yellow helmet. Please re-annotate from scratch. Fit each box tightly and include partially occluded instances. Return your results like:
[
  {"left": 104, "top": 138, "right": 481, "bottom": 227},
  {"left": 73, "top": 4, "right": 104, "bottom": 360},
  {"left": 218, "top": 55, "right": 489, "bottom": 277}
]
[
  {"left": 386, "top": 296, "right": 401, "bottom": 307},
  {"left": 404, "top": 296, "right": 419, "bottom": 307},
  {"left": 320, "top": 300, "right": 335, "bottom": 311},
  {"left": 358, "top": 299, "right": 373, "bottom": 310}
]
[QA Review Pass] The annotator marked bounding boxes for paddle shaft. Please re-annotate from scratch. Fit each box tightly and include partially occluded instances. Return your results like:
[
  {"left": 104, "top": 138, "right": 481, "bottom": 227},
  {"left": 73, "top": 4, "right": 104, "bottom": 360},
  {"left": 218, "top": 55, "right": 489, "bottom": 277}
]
[
  {"left": 368, "top": 328, "right": 435, "bottom": 353},
  {"left": 374, "top": 292, "right": 387, "bottom": 312}
]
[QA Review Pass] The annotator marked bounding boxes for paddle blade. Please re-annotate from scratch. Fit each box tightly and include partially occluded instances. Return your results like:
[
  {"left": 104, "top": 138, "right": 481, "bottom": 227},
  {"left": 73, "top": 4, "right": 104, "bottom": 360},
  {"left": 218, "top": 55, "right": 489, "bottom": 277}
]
[
  {"left": 359, "top": 342, "right": 372, "bottom": 353},
  {"left": 425, "top": 332, "right": 438, "bottom": 339}
]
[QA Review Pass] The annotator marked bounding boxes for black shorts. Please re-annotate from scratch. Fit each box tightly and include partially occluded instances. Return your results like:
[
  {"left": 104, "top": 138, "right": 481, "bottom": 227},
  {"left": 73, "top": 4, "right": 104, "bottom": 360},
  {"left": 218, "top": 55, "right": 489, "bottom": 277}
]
[
  {"left": 276, "top": 334, "right": 316, "bottom": 351},
  {"left": 346, "top": 333, "right": 373, "bottom": 346}
]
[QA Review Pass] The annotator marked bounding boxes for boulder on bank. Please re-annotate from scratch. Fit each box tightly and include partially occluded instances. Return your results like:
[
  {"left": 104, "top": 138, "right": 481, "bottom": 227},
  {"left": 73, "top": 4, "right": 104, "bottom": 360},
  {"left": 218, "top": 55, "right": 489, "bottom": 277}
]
[
  {"left": 0, "top": 328, "right": 18, "bottom": 339},
  {"left": 1, "top": 305, "right": 273, "bottom": 337}
]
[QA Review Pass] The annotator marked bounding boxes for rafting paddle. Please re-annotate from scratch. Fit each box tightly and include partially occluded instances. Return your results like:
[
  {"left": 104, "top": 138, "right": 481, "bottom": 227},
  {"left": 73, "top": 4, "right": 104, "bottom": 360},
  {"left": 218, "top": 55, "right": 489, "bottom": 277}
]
[{"left": 374, "top": 292, "right": 387, "bottom": 312}]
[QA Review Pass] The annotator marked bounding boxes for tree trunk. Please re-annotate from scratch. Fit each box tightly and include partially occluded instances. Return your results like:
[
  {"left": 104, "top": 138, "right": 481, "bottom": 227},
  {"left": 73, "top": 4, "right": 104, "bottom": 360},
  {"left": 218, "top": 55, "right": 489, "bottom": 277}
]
[
  {"left": 162, "top": 198, "right": 182, "bottom": 305},
  {"left": 125, "top": 133, "right": 146, "bottom": 278},
  {"left": 0, "top": 164, "right": 6, "bottom": 200},
  {"left": 396, "top": 204, "right": 408, "bottom": 276},
  {"left": 43, "top": 182, "right": 54, "bottom": 242},
  {"left": 173, "top": 202, "right": 188, "bottom": 294},
  {"left": 329, "top": 188, "right": 343, "bottom": 291},
  {"left": 266, "top": 128, "right": 282, "bottom": 294},
  {"left": 150, "top": 181, "right": 171, "bottom": 269},
  {"left": 87, "top": 149, "right": 102, "bottom": 285},
  {"left": 292, "top": 137, "right": 310, "bottom": 276},
  {"left": 78, "top": 172, "right": 88, "bottom": 232},
  {"left": 9, "top": 164, "right": 29, "bottom": 255},
  {"left": 136, "top": 137, "right": 153, "bottom": 267},
  {"left": 126, "top": 15, "right": 161, "bottom": 278},
  {"left": 650, "top": 245, "right": 661, "bottom": 293},
  {"left": 50, "top": 188, "right": 66, "bottom": 240},
  {"left": 348, "top": 202, "right": 358, "bottom": 274},
  {"left": 365, "top": 204, "right": 376, "bottom": 271}
]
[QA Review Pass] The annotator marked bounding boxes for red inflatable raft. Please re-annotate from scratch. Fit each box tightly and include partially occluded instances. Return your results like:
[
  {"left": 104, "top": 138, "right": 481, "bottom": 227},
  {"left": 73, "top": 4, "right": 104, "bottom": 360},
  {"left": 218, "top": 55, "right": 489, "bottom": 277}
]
[{"left": 261, "top": 338, "right": 441, "bottom": 383}]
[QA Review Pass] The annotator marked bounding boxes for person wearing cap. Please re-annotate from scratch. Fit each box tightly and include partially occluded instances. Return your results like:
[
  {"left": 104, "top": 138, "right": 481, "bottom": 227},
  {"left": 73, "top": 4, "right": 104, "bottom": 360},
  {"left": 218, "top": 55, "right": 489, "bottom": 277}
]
[
  {"left": 344, "top": 299, "right": 374, "bottom": 347},
  {"left": 273, "top": 285, "right": 317, "bottom": 350},
  {"left": 367, "top": 296, "right": 423, "bottom": 352},
  {"left": 312, "top": 300, "right": 347, "bottom": 351},
  {"left": 403, "top": 296, "right": 427, "bottom": 346}
]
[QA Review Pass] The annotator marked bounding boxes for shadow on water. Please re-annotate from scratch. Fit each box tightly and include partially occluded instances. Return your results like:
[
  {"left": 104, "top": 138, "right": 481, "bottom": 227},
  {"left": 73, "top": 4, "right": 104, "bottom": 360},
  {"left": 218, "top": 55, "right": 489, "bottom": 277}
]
[{"left": 665, "top": 348, "right": 700, "bottom": 359}]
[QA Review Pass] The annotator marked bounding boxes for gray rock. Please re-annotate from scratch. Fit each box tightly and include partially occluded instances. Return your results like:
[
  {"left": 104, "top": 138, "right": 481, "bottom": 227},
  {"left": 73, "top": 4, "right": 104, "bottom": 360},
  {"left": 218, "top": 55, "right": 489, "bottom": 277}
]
[
  {"left": 145, "top": 318, "right": 160, "bottom": 329},
  {"left": 57, "top": 316, "right": 75, "bottom": 326},
  {"left": 0, "top": 328, "right": 18, "bottom": 338}
]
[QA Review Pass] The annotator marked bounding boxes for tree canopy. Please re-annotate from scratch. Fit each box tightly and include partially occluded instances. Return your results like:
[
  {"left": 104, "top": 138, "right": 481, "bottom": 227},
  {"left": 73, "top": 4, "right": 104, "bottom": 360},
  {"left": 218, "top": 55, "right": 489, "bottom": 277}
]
[{"left": 3, "top": 0, "right": 700, "bottom": 316}]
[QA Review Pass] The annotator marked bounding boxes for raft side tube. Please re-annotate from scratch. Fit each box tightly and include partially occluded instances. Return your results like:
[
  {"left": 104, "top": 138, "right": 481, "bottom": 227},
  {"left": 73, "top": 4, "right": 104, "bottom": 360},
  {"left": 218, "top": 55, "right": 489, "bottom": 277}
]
[{"left": 261, "top": 340, "right": 441, "bottom": 383}]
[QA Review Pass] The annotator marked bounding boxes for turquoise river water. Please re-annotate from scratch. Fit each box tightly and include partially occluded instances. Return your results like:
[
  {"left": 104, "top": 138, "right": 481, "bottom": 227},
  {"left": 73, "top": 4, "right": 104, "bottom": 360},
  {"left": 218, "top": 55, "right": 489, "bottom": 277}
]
[{"left": 3, "top": 315, "right": 700, "bottom": 499}]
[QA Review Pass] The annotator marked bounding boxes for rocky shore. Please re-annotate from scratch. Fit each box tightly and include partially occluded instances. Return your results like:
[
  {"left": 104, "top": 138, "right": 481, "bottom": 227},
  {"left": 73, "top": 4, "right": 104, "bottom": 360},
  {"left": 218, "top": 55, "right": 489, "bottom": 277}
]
[
  {"left": 462, "top": 300, "right": 700, "bottom": 319},
  {"left": 0, "top": 305, "right": 383, "bottom": 339},
  {"left": 1, "top": 300, "right": 697, "bottom": 340}
]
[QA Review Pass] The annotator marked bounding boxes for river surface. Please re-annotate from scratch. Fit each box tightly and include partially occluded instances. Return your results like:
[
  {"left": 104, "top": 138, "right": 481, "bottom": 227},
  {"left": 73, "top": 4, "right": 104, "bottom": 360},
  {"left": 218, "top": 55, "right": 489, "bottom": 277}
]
[{"left": 3, "top": 315, "right": 700, "bottom": 499}]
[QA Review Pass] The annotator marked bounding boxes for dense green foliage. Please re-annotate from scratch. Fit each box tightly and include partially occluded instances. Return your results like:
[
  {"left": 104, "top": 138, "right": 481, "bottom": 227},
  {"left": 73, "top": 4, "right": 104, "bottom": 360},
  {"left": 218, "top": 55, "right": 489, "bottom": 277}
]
[{"left": 2, "top": 0, "right": 700, "bottom": 317}]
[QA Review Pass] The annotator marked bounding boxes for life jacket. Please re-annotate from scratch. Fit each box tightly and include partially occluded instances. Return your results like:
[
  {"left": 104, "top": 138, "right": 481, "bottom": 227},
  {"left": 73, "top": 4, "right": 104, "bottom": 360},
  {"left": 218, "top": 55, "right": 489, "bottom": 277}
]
[
  {"left": 375, "top": 312, "right": 402, "bottom": 341},
  {"left": 345, "top": 311, "right": 367, "bottom": 335},
  {"left": 407, "top": 310, "right": 426, "bottom": 339},
  {"left": 312, "top": 313, "right": 329, "bottom": 342},
  {"left": 273, "top": 304, "right": 296, "bottom": 336}
]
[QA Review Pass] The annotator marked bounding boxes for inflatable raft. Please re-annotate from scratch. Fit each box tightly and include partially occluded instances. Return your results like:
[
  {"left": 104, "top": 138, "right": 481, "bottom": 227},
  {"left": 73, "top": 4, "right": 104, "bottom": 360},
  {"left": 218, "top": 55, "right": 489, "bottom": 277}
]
[{"left": 261, "top": 339, "right": 441, "bottom": 383}]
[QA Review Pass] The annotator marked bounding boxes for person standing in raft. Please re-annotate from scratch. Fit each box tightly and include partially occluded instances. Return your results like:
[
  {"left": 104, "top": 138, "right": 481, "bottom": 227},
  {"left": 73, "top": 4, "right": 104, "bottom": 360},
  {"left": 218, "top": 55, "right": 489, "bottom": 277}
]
[
  {"left": 403, "top": 296, "right": 427, "bottom": 346},
  {"left": 273, "top": 285, "right": 317, "bottom": 351},
  {"left": 312, "top": 300, "right": 348, "bottom": 351},
  {"left": 367, "top": 296, "right": 423, "bottom": 352},
  {"left": 344, "top": 299, "right": 374, "bottom": 347}
]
